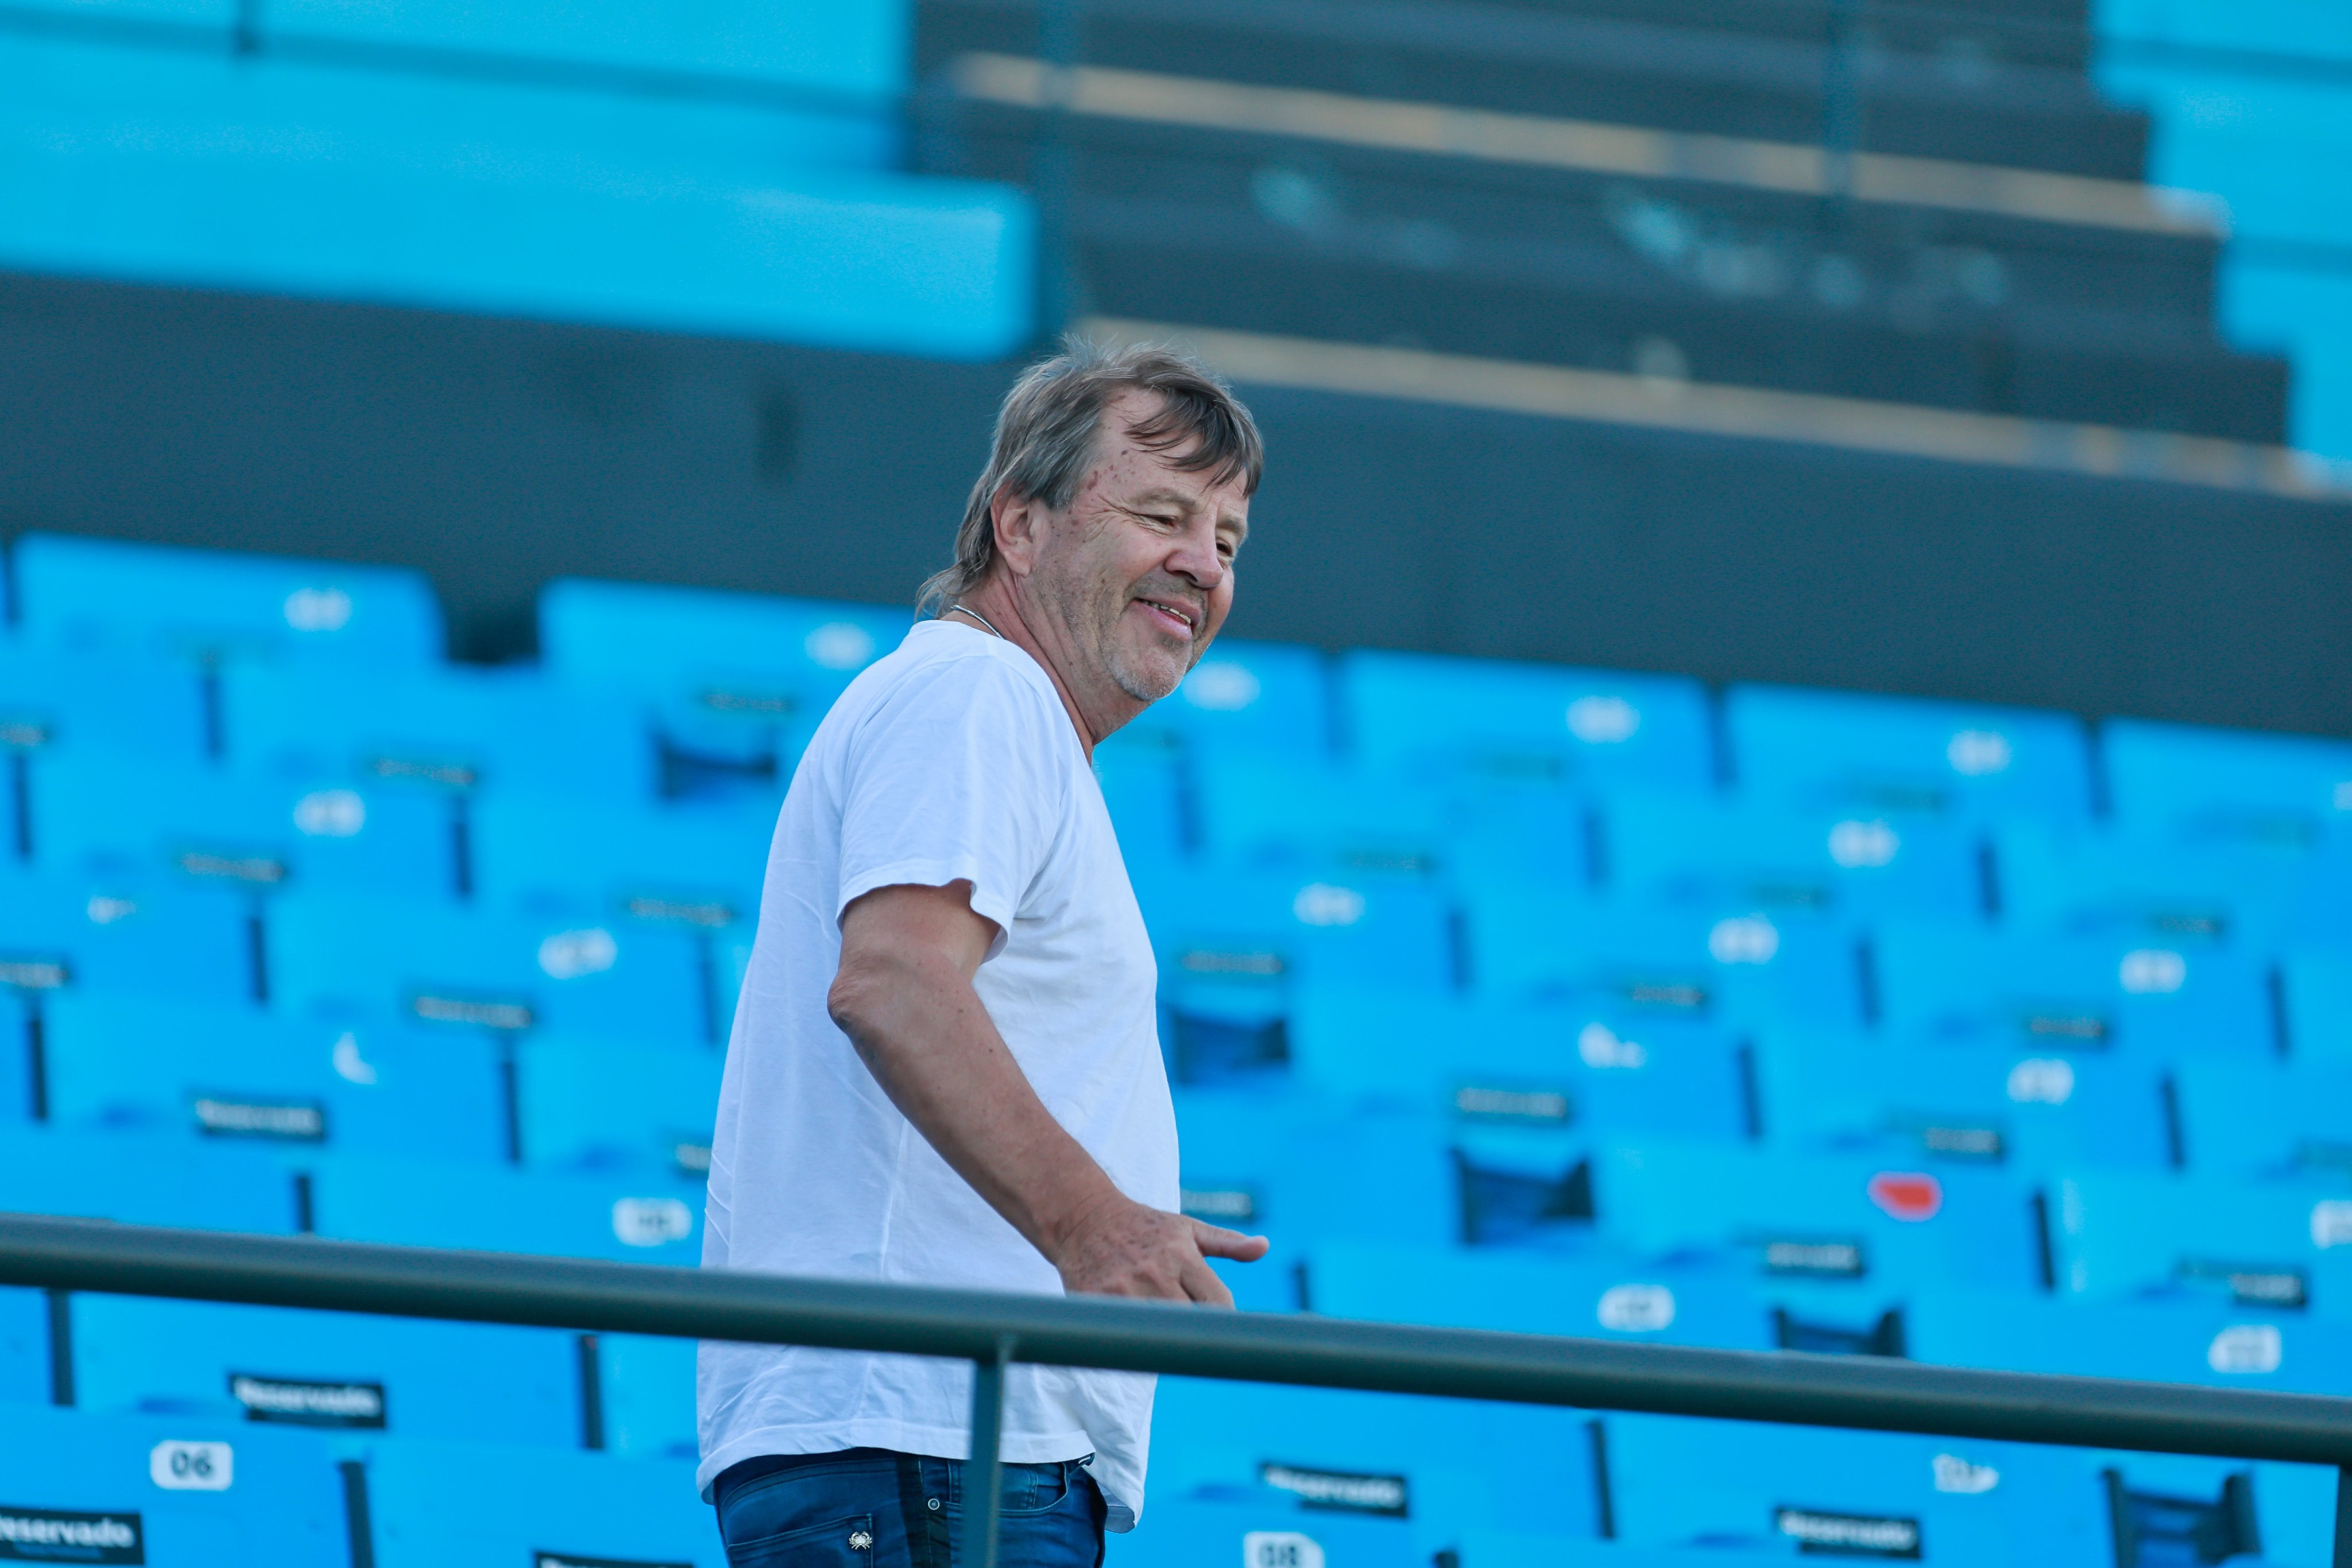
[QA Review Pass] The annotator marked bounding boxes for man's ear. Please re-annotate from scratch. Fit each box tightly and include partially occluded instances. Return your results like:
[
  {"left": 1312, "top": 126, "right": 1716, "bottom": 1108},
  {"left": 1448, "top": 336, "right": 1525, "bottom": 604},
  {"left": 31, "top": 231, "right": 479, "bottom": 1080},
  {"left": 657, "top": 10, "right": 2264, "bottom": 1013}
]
[{"left": 990, "top": 485, "right": 1044, "bottom": 579}]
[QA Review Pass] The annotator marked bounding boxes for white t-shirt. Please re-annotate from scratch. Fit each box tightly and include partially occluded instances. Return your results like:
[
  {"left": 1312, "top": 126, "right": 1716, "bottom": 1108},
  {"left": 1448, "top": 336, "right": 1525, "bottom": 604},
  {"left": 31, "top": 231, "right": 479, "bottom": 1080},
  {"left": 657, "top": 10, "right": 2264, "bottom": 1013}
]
[{"left": 696, "top": 618, "right": 1178, "bottom": 1529}]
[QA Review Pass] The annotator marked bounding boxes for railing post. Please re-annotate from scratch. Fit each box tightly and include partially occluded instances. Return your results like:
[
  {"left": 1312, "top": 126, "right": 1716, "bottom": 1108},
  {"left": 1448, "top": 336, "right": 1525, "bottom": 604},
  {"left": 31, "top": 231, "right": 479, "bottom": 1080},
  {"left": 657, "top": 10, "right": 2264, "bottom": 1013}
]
[
  {"left": 2334, "top": 1464, "right": 2350, "bottom": 1568},
  {"left": 961, "top": 1334, "right": 1015, "bottom": 1568}
]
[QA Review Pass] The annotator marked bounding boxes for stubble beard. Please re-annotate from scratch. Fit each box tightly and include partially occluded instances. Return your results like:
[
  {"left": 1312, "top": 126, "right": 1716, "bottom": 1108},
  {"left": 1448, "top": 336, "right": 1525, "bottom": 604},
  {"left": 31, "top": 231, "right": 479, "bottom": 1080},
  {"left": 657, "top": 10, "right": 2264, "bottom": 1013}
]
[
  {"left": 1102, "top": 573, "right": 1199, "bottom": 703},
  {"left": 1036, "top": 554, "right": 1190, "bottom": 705},
  {"left": 1106, "top": 635, "right": 1186, "bottom": 704}
]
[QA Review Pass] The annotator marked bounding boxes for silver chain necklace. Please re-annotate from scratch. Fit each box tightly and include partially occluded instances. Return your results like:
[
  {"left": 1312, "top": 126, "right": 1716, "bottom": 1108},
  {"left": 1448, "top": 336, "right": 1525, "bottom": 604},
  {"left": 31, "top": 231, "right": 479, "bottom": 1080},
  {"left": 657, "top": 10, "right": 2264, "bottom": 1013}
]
[{"left": 945, "top": 603, "right": 1005, "bottom": 640}]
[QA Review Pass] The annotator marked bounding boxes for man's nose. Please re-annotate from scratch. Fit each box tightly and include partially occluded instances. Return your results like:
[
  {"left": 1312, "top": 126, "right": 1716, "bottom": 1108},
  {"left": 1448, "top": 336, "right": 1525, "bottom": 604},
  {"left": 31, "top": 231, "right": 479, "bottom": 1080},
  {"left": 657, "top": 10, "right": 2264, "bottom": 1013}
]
[{"left": 1166, "top": 522, "right": 1226, "bottom": 590}]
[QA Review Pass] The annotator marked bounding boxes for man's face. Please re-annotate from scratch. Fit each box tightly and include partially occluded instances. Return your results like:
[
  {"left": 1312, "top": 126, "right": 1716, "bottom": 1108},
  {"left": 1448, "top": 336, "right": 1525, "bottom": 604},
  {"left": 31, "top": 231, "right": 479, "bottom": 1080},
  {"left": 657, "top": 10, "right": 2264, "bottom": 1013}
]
[{"left": 1023, "top": 390, "right": 1251, "bottom": 706}]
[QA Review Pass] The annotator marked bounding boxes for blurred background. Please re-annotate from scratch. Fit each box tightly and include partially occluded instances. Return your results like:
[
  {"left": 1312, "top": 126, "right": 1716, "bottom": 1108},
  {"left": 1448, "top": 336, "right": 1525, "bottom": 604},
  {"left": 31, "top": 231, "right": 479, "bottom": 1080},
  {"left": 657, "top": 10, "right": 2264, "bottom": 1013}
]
[
  {"left": 4, "top": 0, "right": 2352, "bottom": 725},
  {"left": 9, "top": 0, "right": 2352, "bottom": 1563}
]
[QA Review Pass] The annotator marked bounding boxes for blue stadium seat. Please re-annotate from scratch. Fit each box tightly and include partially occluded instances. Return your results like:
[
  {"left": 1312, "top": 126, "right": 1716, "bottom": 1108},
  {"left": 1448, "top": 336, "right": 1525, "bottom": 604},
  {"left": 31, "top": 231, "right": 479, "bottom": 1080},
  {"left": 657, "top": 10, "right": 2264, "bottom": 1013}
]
[
  {"left": 469, "top": 795, "right": 765, "bottom": 1031},
  {"left": 1753, "top": 1028, "right": 2173, "bottom": 1176},
  {"left": 356, "top": 1438, "right": 721, "bottom": 1567},
  {"left": 268, "top": 891, "right": 712, "bottom": 1046},
  {"left": 261, "top": 0, "right": 904, "bottom": 101},
  {"left": 1092, "top": 729, "right": 1189, "bottom": 863},
  {"left": 1134, "top": 864, "right": 1458, "bottom": 1083},
  {"left": 474, "top": 796, "right": 761, "bottom": 1047},
  {"left": 2105, "top": 717, "right": 2352, "bottom": 854},
  {"left": 1991, "top": 821, "right": 2313, "bottom": 951},
  {"left": 0, "top": 1124, "right": 298, "bottom": 1232},
  {"left": 1201, "top": 1248, "right": 1306, "bottom": 1316},
  {"left": 1173, "top": 1089, "right": 1454, "bottom": 1265},
  {"left": 1109, "top": 1493, "right": 1426, "bottom": 1568},
  {"left": 591, "top": 1331, "right": 697, "bottom": 1461},
  {"left": 12, "top": 532, "right": 443, "bottom": 667},
  {"left": 69, "top": 1294, "right": 582, "bottom": 1447},
  {"left": 0, "top": 637, "right": 208, "bottom": 764},
  {"left": 1601, "top": 1412, "right": 2107, "bottom": 1562},
  {"left": 1357, "top": 1206, "right": 1916, "bottom": 1356},
  {"left": 1338, "top": 651, "right": 1713, "bottom": 792},
  {"left": 4, "top": 38, "right": 1034, "bottom": 360},
  {"left": 1466, "top": 890, "right": 1864, "bottom": 1032},
  {"left": 1450, "top": 1534, "right": 1769, "bottom": 1567},
  {"left": 222, "top": 661, "right": 658, "bottom": 807},
  {"left": 2048, "top": 1170, "right": 2352, "bottom": 1318},
  {"left": 2093, "top": 1453, "right": 2340, "bottom": 1568},
  {"left": 1874, "top": 919, "right": 2276, "bottom": 1059},
  {"left": 540, "top": 578, "right": 907, "bottom": 698},
  {"left": 1723, "top": 684, "right": 2091, "bottom": 824},
  {"left": 1591, "top": 1139, "right": 2044, "bottom": 1293},
  {"left": 514, "top": 1034, "right": 721, "bottom": 1175},
  {"left": 2172, "top": 1055, "right": 2352, "bottom": 1179},
  {"left": 0, "top": 1285, "right": 48, "bottom": 1406},
  {"left": 1604, "top": 791, "right": 1984, "bottom": 921},
  {"left": 1190, "top": 750, "right": 1601, "bottom": 892},
  {"left": 309, "top": 1152, "right": 704, "bottom": 1264},
  {"left": 1289, "top": 993, "right": 1748, "bottom": 1256},
  {"left": 1309, "top": 1239, "right": 1775, "bottom": 1350},
  {"left": 0, "top": 1403, "right": 350, "bottom": 1565},
  {"left": 538, "top": 577, "right": 909, "bottom": 796},
  {"left": 1446, "top": 1116, "right": 1608, "bottom": 1254},
  {"left": 0, "top": 864, "right": 256, "bottom": 1007},
  {"left": 717, "top": 928, "right": 755, "bottom": 1046},
  {"left": 1187, "top": 1079, "right": 1594, "bottom": 1266},
  {"left": 1908, "top": 1288, "right": 2352, "bottom": 1396},
  {"left": 1123, "top": 639, "right": 1333, "bottom": 757},
  {"left": 1186, "top": 752, "right": 1462, "bottom": 874},
  {"left": 42, "top": 993, "right": 506, "bottom": 1164},
  {"left": 1154, "top": 969, "right": 1310, "bottom": 1087},
  {"left": 470, "top": 793, "right": 771, "bottom": 919},
  {"left": 1150, "top": 1376, "right": 1601, "bottom": 1558},
  {"left": 2277, "top": 948, "right": 2352, "bottom": 1064},
  {"left": 29, "top": 750, "right": 457, "bottom": 900},
  {"left": 1288, "top": 988, "right": 1752, "bottom": 1144}
]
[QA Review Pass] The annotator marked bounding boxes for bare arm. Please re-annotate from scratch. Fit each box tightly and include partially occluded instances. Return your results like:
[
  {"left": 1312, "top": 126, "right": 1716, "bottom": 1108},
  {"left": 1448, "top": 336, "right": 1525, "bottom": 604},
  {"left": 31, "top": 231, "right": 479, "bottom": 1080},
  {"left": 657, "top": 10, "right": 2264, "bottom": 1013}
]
[{"left": 828, "top": 880, "right": 1268, "bottom": 1304}]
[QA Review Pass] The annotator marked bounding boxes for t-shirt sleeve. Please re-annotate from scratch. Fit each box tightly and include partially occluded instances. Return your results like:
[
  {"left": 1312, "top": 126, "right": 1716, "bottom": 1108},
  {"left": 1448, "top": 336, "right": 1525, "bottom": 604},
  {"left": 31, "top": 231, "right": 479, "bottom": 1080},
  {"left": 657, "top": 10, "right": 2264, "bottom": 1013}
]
[{"left": 834, "top": 649, "right": 1073, "bottom": 955}]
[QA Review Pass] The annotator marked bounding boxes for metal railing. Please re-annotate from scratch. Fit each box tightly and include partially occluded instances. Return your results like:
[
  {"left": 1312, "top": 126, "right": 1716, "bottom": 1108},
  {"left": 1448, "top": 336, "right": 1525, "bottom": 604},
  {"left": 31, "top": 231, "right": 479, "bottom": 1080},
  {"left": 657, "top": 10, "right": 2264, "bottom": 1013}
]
[{"left": 2, "top": 1212, "right": 2349, "bottom": 1566}]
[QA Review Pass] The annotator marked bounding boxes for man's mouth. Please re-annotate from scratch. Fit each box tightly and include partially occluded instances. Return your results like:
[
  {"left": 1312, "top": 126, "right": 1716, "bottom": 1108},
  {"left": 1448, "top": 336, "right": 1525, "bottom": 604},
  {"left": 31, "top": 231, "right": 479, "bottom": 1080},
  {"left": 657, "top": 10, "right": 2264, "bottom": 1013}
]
[{"left": 1134, "top": 595, "right": 1199, "bottom": 638}]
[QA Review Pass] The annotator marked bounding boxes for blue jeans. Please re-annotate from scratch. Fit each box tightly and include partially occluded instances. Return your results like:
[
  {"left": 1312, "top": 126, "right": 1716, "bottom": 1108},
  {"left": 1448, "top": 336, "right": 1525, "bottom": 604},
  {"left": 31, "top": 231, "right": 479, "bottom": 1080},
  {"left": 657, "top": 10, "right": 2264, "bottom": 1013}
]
[{"left": 713, "top": 1448, "right": 1107, "bottom": 1568}]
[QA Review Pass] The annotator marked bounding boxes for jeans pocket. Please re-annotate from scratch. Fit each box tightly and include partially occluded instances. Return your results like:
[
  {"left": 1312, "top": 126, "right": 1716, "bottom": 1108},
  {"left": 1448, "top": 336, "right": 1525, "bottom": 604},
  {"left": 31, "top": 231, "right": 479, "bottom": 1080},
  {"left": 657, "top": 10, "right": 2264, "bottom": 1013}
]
[
  {"left": 996, "top": 1462, "right": 1074, "bottom": 1517},
  {"left": 725, "top": 1510, "right": 880, "bottom": 1568},
  {"left": 996, "top": 1470, "right": 1106, "bottom": 1568}
]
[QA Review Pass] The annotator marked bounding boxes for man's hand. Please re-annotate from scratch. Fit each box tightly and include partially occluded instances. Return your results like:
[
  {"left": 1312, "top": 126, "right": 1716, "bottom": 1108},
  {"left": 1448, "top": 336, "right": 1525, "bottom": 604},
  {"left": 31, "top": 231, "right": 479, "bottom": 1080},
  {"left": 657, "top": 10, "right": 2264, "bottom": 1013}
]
[{"left": 1045, "top": 1187, "right": 1271, "bottom": 1307}]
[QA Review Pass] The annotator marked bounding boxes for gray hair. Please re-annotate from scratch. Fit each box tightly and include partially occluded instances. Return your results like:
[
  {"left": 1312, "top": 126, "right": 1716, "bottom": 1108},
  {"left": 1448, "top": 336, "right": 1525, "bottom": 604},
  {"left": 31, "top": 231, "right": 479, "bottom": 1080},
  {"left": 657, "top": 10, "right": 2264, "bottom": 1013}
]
[{"left": 916, "top": 336, "right": 1264, "bottom": 617}]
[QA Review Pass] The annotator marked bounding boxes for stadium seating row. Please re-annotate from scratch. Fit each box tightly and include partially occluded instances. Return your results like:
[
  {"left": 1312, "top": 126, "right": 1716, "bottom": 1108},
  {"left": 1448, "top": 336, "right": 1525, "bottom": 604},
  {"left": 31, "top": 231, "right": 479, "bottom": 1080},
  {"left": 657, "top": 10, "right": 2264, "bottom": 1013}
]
[
  {"left": 10, "top": 1389, "right": 2318, "bottom": 1568},
  {"left": 11, "top": 771, "right": 2344, "bottom": 1007},
  {"left": 13, "top": 954, "right": 2352, "bottom": 1212},
  {"left": 0, "top": 1402, "right": 715, "bottom": 1566},
  {"left": 9, "top": 992, "right": 720, "bottom": 1173},
  {"left": 1117, "top": 1394, "right": 2339, "bottom": 1567},
  {"left": 9, "top": 1082, "right": 2351, "bottom": 1338},
  {"left": 16, "top": 532, "right": 2352, "bottom": 846},
  {"left": 1177, "top": 1094, "right": 2352, "bottom": 1317},
  {"left": 20, "top": 852, "right": 2352, "bottom": 1104}
]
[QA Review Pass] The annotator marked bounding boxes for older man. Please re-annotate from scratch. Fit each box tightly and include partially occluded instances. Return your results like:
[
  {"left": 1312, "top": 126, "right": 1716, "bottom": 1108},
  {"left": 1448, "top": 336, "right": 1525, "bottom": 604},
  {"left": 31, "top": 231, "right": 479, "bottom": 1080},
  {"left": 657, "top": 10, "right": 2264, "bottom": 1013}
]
[{"left": 698, "top": 339, "right": 1270, "bottom": 1565}]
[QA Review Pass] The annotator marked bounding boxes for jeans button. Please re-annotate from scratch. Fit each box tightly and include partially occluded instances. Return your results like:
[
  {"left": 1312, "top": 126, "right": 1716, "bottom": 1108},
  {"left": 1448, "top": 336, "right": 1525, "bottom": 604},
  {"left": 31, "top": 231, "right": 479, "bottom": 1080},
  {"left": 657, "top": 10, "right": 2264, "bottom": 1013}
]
[{"left": 927, "top": 1498, "right": 941, "bottom": 1511}]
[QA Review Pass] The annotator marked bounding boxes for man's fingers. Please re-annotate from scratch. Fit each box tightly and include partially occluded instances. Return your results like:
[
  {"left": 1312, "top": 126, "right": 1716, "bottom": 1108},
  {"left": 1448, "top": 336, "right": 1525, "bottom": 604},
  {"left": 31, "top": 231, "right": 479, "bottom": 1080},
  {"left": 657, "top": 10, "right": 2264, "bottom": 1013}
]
[
  {"left": 1179, "top": 1253, "right": 1237, "bottom": 1310},
  {"left": 1187, "top": 1217, "right": 1272, "bottom": 1262}
]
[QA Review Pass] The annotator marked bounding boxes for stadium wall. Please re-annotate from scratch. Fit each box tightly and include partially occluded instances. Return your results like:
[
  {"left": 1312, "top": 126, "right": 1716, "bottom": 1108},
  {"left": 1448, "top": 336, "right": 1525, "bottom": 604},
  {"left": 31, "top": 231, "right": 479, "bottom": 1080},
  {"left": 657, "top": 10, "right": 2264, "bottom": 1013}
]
[{"left": 5, "top": 268, "right": 2351, "bottom": 737}]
